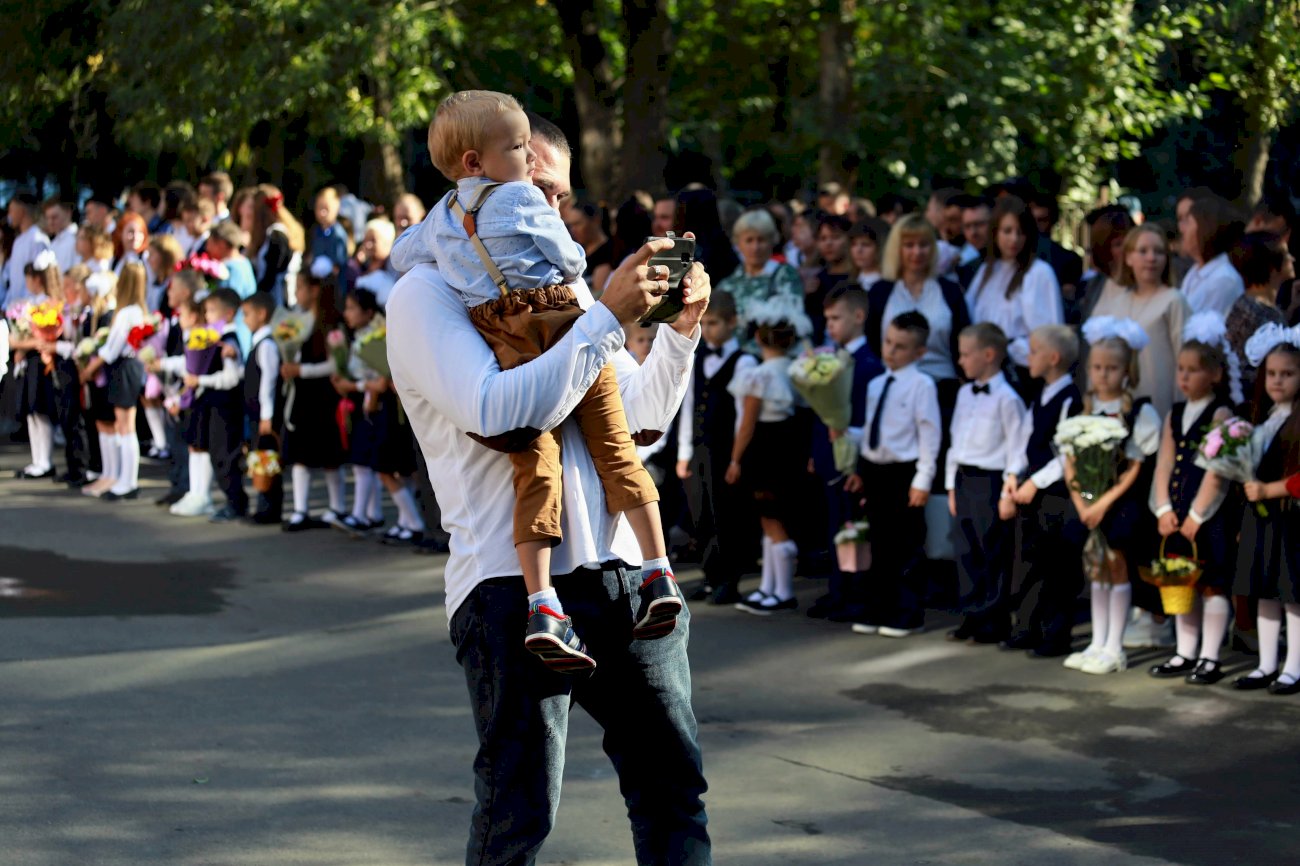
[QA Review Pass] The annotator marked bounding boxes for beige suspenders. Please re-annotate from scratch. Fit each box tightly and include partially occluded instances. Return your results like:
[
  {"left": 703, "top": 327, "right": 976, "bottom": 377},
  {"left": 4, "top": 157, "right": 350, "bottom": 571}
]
[{"left": 448, "top": 182, "right": 512, "bottom": 298}]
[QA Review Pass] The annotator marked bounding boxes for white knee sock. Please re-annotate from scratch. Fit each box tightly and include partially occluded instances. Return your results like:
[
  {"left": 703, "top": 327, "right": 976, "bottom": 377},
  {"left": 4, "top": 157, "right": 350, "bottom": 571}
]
[
  {"left": 351, "top": 467, "right": 374, "bottom": 520},
  {"left": 110, "top": 434, "right": 140, "bottom": 494},
  {"left": 1103, "top": 583, "right": 1132, "bottom": 656},
  {"left": 758, "top": 536, "right": 774, "bottom": 596},
  {"left": 189, "top": 451, "right": 213, "bottom": 498},
  {"left": 1175, "top": 601, "right": 1202, "bottom": 662},
  {"left": 772, "top": 540, "right": 798, "bottom": 601},
  {"left": 1257, "top": 598, "right": 1282, "bottom": 675},
  {"left": 1282, "top": 603, "right": 1300, "bottom": 683},
  {"left": 1200, "top": 595, "right": 1231, "bottom": 663},
  {"left": 1087, "top": 582, "right": 1110, "bottom": 653},
  {"left": 28, "top": 414, "right": 54, "bottom": 470},
  {"left": 144, "top": 406, "right": 167, "bottom": 450},
  {"left": 367, "top": 477, "right": 384, "bottom": 522},
  {"left": 99, "top": 432, "right": 120, "bottom": 481},
  {"left": 291, "top": 464, "right": 311, "bottom": 515},
  {"left": 325, "top": 467, "right": 346, "bottom": 514},
  {"left": 392, "top": 486, "right": 425, "bottom": 532}
]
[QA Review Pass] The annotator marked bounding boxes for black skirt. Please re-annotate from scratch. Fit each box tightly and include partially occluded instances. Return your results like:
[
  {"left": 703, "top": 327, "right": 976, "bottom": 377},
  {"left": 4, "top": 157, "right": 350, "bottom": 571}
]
[
  {"left": 106, "top": 358, "right": 144, "bottom": 408},
  {"left": 740, "top": 416, "right": 803, "bottom": 520},
  {"left": 20, "top": 354, "right": 59, "bottom": 419},
  {"left": 349, "top": 392, "right": 417, "bottom": 475},
  {"left": 282, "top": 376, "right": 346, "bottom": 468},
  {"left": 1235, "top": 500, "right": 1298, "bottom": 603}
]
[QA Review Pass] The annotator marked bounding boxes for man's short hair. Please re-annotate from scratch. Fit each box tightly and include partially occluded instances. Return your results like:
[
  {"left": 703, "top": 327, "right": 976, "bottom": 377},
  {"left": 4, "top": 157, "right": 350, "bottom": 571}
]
[
  {"left": 42, "top": 198, "right": 72, "bottom": 215},
  {"left": 130, "top": 181, "right": 162, "bottom": 209},
  {"left": 209, "top": 219, "right": 248, "bottom": 249},
  {"left": 241, "top": 291, "right": 276, "bottom": 318},
  {"left": 824, "top": 284, "right": 870, "bottom": 315},
  {"left": 200, "top": 171, "right": 234, "bottom": 202},
  {"left": 206, "top": 288, "right": 242, "bottom": 315},
  {"left": 849, "top": 217, "right": 889, "bottom": 245},
  {"left": 816, "top": 212, "right": 852, "bottom": 235},
  {"left": 960, "top": 322, "right": 1009, "bottom": 357},
  {"left": 9, "top": 192, "right": 39, "bottom": 216},
  {"left": 428, "top": 90, "right": 523, "bottom": 181},
  {"left": 525, "top": 110, "right": 571, "bottom": 161},
  {"left": 1030, "top": 191, "right": 1061, "bottom": 226},
  {"left": 889, "top": 311, "right": 930, "bottom": 344},
  {"left": 1031, "top": 324, "right": 1079, "bottom": 369},
  {"left": 706, "top": 290, "right": 737, "bottom": 320}
]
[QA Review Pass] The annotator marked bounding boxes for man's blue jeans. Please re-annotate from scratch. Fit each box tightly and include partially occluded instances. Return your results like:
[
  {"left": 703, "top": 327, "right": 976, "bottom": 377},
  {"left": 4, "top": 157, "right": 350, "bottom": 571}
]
[{"left": 449, "top": 562, "right": 711, "bottom": 866}]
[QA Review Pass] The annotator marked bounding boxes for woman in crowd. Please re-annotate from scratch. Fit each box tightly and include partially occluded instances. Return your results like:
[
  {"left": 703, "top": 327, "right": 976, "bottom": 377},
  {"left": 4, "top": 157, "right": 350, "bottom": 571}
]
[
  {"left": 563, "top": 201, "right": 614, "bottom": 294},
  {"left": 353, "top": 219, "right": 398, "bottom": 306},
  {"left": 716, "top": 208, "right": 803, "bottom": 334},
  {"left": 1179, "top": 192, "right": 1245, "bottom": 316},
  {"left": 1226, "top": 231, "right": 1292, "bottom": 402},
  {"left": 1072, "top": 206, "right": 1135, "bottom": 326}
]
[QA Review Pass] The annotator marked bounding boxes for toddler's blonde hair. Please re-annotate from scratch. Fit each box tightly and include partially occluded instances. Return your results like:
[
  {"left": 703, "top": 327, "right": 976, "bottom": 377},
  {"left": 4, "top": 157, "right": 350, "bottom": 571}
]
[{"left": 428, "top": 90, "right": 523, "bottom": 182}]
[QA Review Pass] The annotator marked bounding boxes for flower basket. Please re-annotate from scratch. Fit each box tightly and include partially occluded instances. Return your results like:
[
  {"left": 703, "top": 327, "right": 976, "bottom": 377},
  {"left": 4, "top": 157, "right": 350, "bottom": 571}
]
[
  {"left": 247, "top": 437, "right": 282, "bottom": 494},
  {"left": 1138, "top": 538, "right": 1202, "bottom": 615}
]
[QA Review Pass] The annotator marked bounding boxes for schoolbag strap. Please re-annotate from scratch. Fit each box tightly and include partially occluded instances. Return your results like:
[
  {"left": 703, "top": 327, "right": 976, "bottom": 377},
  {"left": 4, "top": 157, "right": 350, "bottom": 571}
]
[{"left": 449, "top": 183, "right": 510, "bottom": 298}]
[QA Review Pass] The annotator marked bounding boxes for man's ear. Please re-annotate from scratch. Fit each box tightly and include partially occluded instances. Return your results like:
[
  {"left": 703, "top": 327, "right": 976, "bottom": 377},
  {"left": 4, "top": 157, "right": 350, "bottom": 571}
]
[{"left": 461, "top": 150, "right": 483, "bottom": 178}]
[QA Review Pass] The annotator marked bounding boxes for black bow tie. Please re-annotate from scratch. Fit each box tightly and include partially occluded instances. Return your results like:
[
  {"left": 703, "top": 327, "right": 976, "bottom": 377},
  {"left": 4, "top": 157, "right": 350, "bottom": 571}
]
[
  {"left": 972, "top": 383, "right": 991, "bottom": 395},
  {"left": 702, "top": 345, "right": 724, "bottom": 358}
]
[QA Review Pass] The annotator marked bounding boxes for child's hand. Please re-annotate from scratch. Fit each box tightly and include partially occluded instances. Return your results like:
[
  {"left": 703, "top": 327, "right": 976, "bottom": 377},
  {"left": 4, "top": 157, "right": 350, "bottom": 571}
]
[
  {"left": 947, "top": 490, "right": 957, "bottom": 517},
  {"left": 330, "top": 375, "right": 353, "bottom": 396},
  {"left": 908, "top": 487, "right": 929, "bottom": 508},
  {"left": 1179, "top": 518, "right": 1200, "bottom": 543},
  {"left": 844, "top": 473, "right": 863, "bottom": 494},
  {"left": 828, "top": 428, "right": 844, "bottom": 441},
  {"left": 724, "top": 461, "right": 741, "bottom": 485},
  {"left": 1244, "top": 481, "right": 1265, "bottom": 502},
  {"left": 676, "top": 460, "right": 692, "bottom": 480},
  {"left": 221, "top": 343, "right": 238, "bottom": 359},
  {"left": 146, "top": 359, "right": 161, "bottom": 374},
  {"left": 258, "top": 419, "right": 273, "bottom": 437},
  {"left": 998, "top": 497, "right": 1018, "bottom": 521},
  {"left": 1079, "top": 503, "right": 1104, "bottom": 530},
  {"left": 1013, "top": 480, "right": 1038, "bottom": 505},
  {"left": 280, "top": 362, "right": 301, "bottom": 380},
  {"left": 182, "top": 373, "right": 200, "bottom": 389},
  {"left": 1157, "top": 511, "right": 1180, "bottom": 537},
  {"left": 1001, "top": 476, "right": 1018, "bottom": 498}
]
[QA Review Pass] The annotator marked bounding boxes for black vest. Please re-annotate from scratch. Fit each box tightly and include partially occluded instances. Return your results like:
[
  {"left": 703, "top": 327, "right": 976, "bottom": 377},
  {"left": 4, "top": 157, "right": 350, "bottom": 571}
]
[
  {"left": 1024, "top": 382, "right": 1083, "bottom": 481},
  {"left": 243, "top": 335, "right": 283, "bottom": 430},
  {"left": 692, "top": 346, "right": 747, "bottom": 450},
  {"left": 1169, "top": 397, "right": 1232, "bottom": 512}
]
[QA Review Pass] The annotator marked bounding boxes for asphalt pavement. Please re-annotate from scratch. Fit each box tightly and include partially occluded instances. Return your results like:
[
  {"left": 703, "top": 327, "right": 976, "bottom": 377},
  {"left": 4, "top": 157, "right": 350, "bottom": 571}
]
[{"left": 1, "top": 443, "right": 1296, "bottom": 865}]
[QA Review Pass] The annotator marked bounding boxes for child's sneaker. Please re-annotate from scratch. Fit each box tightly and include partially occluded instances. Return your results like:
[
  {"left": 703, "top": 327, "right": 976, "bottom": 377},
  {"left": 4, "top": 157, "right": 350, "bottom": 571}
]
[
  {"left": 524, "top": 606, "right": 597, "bottom": 672},
  {"left": 632, "top": 567, "right": 683, "bottom": 640}
]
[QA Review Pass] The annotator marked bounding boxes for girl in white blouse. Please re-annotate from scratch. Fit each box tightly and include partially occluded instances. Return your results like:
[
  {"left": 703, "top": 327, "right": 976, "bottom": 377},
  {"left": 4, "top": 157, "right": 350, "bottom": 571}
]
[
  {"left": 965, "top": 196, "right": 1063, "bottom": 375},
  {"left": 1063, "top": 317, "right": 1163, "bottom": 677}
]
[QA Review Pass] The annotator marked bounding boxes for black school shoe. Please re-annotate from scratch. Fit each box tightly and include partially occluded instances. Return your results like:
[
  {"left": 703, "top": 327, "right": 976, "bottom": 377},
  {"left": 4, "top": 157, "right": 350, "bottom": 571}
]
[
  {"left": 1233, "top": 670, "right": 1278, "bottom": 691},
  {"left": 248, "top": 511, "right": 283, "bottom": 526},
  {"left": 524, "top": 607, "right": 597, "bottom": 673},
  {"left": 412, "top": 536, "right": 450, "bottom": 555},
  {"left": 1268, "top": 674, "right": 1300, "bottom": 696},
  {"left": 1185, "top": 659, "right": 1226, "bottom": 685},
  {"left": 379, "top": 526, "right": 423, "bottom": 546},
  {"left": 209, "top": 505, "right": 247, "bottom": 523},
  {"left": 633, "top": 568, "right": 684, "bottom": 639},
  {"left": 1149, "top": 655, "right": 1196, "bottom": 678}
]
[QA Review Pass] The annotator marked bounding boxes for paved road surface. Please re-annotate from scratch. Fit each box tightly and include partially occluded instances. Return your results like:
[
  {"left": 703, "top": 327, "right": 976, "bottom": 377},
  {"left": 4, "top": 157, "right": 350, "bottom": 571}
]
[{"left": 1, "top": 445, "right": 1295, "bottom": 865}]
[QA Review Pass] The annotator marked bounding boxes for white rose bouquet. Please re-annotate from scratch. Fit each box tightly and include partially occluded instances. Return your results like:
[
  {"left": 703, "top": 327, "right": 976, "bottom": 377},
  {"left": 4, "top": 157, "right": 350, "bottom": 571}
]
[
  {"left": 790, "top": 347, "right": 856, "bottom": 474},
  {"left": 1053, "top": 415, "right": 1128, "bottom": 500}
]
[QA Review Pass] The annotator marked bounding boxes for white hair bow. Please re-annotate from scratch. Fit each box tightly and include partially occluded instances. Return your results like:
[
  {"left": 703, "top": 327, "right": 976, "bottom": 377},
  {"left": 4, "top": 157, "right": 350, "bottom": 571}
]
[
  {"left": 1183, "top": 311, "right": 1243, "bottom": 405},
  {"left": 309, "top": 256, "right": 335, "bottom": 279},
  {"left": 1245, "top": 322, "right": 1300, "bottom": 369},
  {"left": 743, "top": 293, "right": 813, "bottom": 338},
  {"left": 1082, "top": 315, "right": 1149, "bottom": 352},
  {"left": 32, "top": 249, "right": 57, "bottom": 272}
]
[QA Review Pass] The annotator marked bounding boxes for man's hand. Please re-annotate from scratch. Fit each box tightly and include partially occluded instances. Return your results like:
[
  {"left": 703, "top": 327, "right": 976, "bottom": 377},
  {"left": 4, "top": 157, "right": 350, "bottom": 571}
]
[
  {"left": 670, "top": 234, "right": 712, "bottom": 338},
  {"left": 908, "top": 487, "right": 929, "bottom": 508},
  {"left": 599, "top": 238, "right": 675, "bottom": 326},
  {"left": 676, "top": 459, "right": 692, "bottom": 480}
]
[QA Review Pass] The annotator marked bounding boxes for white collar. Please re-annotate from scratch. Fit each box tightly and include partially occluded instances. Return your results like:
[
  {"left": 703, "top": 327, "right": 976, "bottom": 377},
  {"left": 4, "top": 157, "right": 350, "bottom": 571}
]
[
  {"left": 1184, "top": 395, "right": 1213, "bottom": 418},
  {"left": 843, "top": 335, "right": 867, "bottom": 354},
  {"left": 885, "top": 361, "right": 918, "bottom": 379},
  {"left": 251, "top": 325, "right": 272, "bottom": 344},
  {"left": 975, "top": 371, "right": 1007, "bottom": 390},
  {"left": 1039, "top": 375, "right": 1072, "bottom": 405},
  {"left": 1269, "top": 402, "right": 1292, "bottom": 419}
]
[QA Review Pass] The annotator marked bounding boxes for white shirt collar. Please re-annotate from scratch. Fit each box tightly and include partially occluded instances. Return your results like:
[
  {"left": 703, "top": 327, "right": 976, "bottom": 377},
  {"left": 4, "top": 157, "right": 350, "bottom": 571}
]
[
  {"left": 886, "top": 361, "right": 919, "bottom": 379},
  {"left": 1039, "top": 375, "right": 1072, "bottom": 405},
  {"left": 843, "top": 335, "right": 867, "bottom": 354},
  {"left": 976, "top": 370, "right": 1008, "bottom": 389},
  {"left": 251, "top": 325, "right": 272, "bottom": 344}
]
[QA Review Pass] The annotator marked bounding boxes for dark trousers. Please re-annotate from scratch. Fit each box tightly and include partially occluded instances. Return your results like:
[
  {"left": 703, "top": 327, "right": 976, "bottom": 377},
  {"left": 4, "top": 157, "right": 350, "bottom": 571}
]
[
  {"left": 861, "top": 461, "right": 927, "bottom": 629},
  {"left": 450, "top": 565, "right": 711, "bottom": 866},
  {"left": 208, "top": 413, "right": 247, "bottom": 514},
  {"left": 1010, "top": 488, "right": 1087, "bottom": 649},
  {"left": 166, "top": 410, "right": 190, "bottom": 496},
  {"left": 53, "top": 367, "right": 90, "bottom": 479},
  {"left": 686, "top": 444, "right": 755, "bottom": 590},
  {"left": 952, "top": 467, "right": 1014, "bottom": 639},
  {"left": 818, "top": 479, "right": 866, "bottom": 616}
]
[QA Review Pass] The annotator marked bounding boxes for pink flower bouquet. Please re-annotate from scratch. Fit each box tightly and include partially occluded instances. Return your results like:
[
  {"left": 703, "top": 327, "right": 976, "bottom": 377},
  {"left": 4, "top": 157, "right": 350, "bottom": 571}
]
[{"left": 1197, "top": 416, "right": 1267, "bottom": 516}]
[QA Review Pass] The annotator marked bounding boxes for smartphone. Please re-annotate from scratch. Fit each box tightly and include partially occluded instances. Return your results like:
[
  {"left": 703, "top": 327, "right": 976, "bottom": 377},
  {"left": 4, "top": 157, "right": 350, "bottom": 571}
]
[{"left": 638, "top": 232, "right": 696, "bottom": 326}]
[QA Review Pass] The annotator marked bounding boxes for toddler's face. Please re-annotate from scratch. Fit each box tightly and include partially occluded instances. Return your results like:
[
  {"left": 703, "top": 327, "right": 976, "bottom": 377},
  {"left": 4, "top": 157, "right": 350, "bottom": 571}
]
[{"left": 477, "top": 109, "right": 535, "bottom": 183}]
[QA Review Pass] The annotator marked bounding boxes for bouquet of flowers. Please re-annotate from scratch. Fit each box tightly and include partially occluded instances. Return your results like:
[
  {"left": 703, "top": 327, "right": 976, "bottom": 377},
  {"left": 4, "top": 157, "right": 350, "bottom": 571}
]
[
  {"left": 832, "top": 519, "right": 871, "bottom": 573},
  {"left": 133, "top": 314, "right": 170, "bottom": 398},
  {"left": 183, "top": 253, "right": 229, "bottom": 297},
  {"left": 181, "top": 326, "right": 223, "bottom": 409},
  {"left": 270, "top": 308, "right": 314, "bottom": 365},
  {"left": 246, "top": 445, "right": 282, "bottom": 493},
  {"left": 354, "top": 321, "right": 390, "bottom": 379},
  {"left": 326, "top": 328, "right": 352, "bottom": 378},
  {"left": 28, "top": 299, "right": 65, "bottom": 343},
  {"left": 1196, "top": 416, "right": 1267, "bottom": 517},
  {"left": 1054, "top": 414, "right": 1130, "bottom": 581},
  {"left": 789, "top": 347, "right": 856, "bottom": 474},
  {"left": 1138, "top": 539, "right": 1203, "bottom": 615},
  {"left": 4, "top": 303, "right": 32, "bottom": 339}
]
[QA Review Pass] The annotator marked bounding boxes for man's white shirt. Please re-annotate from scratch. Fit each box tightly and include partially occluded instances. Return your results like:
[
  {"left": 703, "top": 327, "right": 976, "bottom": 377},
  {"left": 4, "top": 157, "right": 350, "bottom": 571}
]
[{"left": 388, "top": 265, "right": 696, "bottom": 620}]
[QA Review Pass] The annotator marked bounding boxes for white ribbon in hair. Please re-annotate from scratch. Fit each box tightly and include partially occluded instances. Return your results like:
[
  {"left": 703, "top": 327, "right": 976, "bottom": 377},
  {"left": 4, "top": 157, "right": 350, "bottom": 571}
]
[
  {"left": 32, "top": 249, "right": 57, "bottom": 272},
  {"left": 1082, "top": 315, "right": 1149, "bottom": 352},
  {"left": 309, "top": 256, "right": 335, "bottom": 279},
  {"left": 1183, "top": 311, "right": 1243, "bottom": 405},
  {"left": 85, "top": 271, "right": 114, "bottom": 298},
  {"left": 743, "top": 293, "right": 813, "bottom": 338},
  {"left": 1244, "top": 322, "right": 1300, "bottom": 369}
]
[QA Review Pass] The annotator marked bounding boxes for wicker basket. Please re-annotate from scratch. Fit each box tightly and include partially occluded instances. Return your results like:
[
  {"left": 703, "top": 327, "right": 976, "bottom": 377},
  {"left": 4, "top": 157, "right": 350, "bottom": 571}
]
[
  {"left": 1138, "top": 537, "right": 1201, "bottom": 615},
  {"left": 248, "top": 434, "right": 281, "bottom": 494}
]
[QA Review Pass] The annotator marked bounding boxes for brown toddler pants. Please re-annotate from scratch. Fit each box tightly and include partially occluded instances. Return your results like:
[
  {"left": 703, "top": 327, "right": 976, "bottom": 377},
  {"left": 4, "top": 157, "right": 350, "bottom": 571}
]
[{"left": 468, "top": 284, "right": 659, "bottom": 545}]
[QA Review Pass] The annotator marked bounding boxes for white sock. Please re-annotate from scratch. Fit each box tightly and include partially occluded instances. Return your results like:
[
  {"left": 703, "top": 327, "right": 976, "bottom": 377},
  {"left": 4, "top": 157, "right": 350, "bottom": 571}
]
[
  {"left": 1103, "top": 583, "right": 1132, "bottom": 656},
  {"left": 351, "top": 467, "right": 375, "bottom": 520},
  {"left": 292, "top": 465, "right": 311, "bottom": 515},
  {"left": 367, "top": 478, "right": 384, "bottom": 522},
  {"left": 144, "top": 406, "right": 167, "bottom": 450},
  {"left": 758, "top": 537, "right": 774, "bottom": 596},
  {"left": 326, "top": 467, "right": 346, "bottom": 514},
  {"left": 392, "top": 486, "right": 425, "bottom": 532},
  {"left": 642, "top": 556, "right": 671, "bottom": 574},
  {"left": 99, "top": 432, "right": 120, "bottom": 482},
  {"left": 1282, "top": 603, "right": 1300, "bottom": 683},
  {"left": 1174, "top": 602, "right": 1202, "bottom": 662},
  {"left": 110, "top": 434, "right": 139, "bottom": 494},
  {"left": 529, "top": 588, "right": 562, "bottom": 615},
  {"left": 1200, "top": 595, "right": 1231, "bottom": 663},
  {"left": 25, "top": 416, "right": 42, "bottom": 470},
  {"left": 1087, "top": 582, "right": 1109, "bottom": 653},
  {"left": 1257, "top": 598, "right": 1282, "bottom": 676},
  {"left": 29, "top": 414, "right": 54, "bottom": 470},
  {"left": 772, "top": 540, "right": 798, "bottom": 601},
  {"left": 190, "top": 451, "right": 213, "bottom": 499}
]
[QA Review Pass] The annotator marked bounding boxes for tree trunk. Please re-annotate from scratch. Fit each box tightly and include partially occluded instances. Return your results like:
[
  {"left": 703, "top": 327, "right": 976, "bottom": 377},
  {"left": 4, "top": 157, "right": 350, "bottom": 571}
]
[
  {"left": 620, "top": 0, "right": 670, "bottom": 200},
  {"left": 1235, "top": 109, "right": 1271, "bottom": 214},
  {"left": 553, "top": 0, "right": 621, "bottom": 203},
  {"left": 816, "top": 0, "right": 850, "bottom": 189}
]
